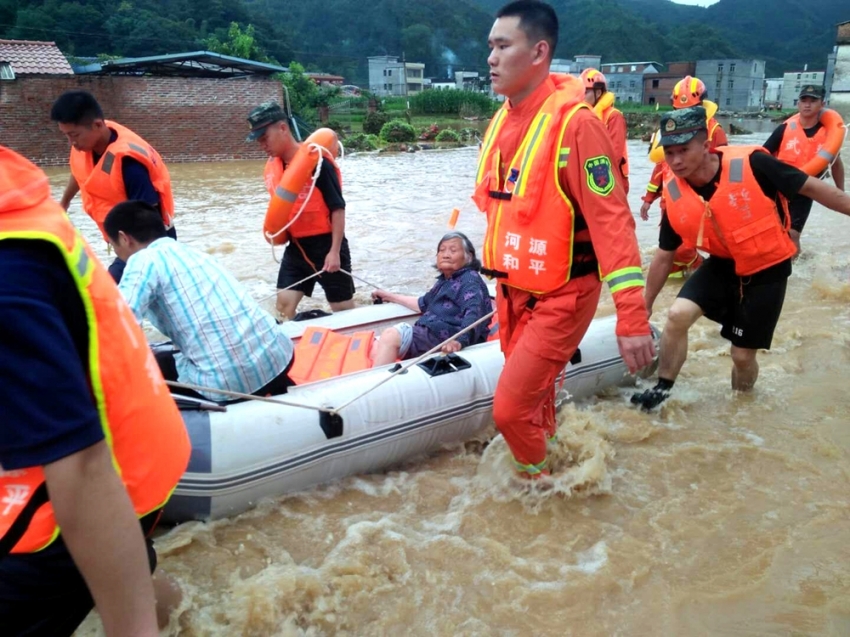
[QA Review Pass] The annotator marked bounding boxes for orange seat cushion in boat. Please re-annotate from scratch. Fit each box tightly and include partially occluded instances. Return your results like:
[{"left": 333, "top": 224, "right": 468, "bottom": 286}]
[{"left": 289, "top": 327, "right": 376, "bottom": 384}]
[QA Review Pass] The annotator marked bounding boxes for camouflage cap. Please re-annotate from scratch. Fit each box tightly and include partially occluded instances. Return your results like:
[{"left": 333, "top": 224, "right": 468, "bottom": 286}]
[
  {"left": 246, "top": 101, "right": 288, "bottom": 142},
  {"left": 659, "top": 105, "right": 707, "bottom": 147},
  {"left": 799, "top": 84, "right": 825, "bottom": 99}
]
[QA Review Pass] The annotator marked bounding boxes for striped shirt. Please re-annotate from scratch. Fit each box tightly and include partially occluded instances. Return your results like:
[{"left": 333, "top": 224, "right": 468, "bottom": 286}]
[{"left": 119, "top": 238, "right": 293, "bottom": 400}]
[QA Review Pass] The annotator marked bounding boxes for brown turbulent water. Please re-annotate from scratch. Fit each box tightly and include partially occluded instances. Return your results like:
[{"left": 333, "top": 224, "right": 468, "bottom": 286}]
[{"left": 50, "top": 122, "right": 850, "bottom": 636}]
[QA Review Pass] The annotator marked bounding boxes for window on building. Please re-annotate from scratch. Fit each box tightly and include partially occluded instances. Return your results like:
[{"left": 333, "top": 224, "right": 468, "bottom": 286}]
[
  {"left": 652, "top": 79, "right": 659, "bottom": 88},
  {"left": 630, "top": 65, "right": 636, "bottom": 72},
  {"left": 730, "top": 63, "right": 736, "bottom": 73},
  {"left": 629, "top": 80, "right": 636, "bottom": 88},
  {"left": 718, "top": 63, "right": 724, "bottom": 73},
  {"left": 388, "top": 69, "right": 392, "bottom": 76},
  {"left": 617, "top": 66, "right": 623, "bottom": 73},
  {"left": 793, "top": 99, "right": 798, "bottom": 106},
  {"left": 726, "top": 97, "right": 731, "bottom": 105},
  {"left": 649, "top": 97, "right": 656, "bottom": 105},
  {"left": 796, "top": 73, "right": 801, "bottom": 79},
  {"left": 382, "top": 69, "right": 386, "bottom": 76},
  {"left": 0, "top": 62, "right": 14, "bottom": 80},
  {"left": 753, "top": 63, "right": 757, "bottom": 73},
  {"left": 728, "top": 79, "right": 734, "bottom": 89}
]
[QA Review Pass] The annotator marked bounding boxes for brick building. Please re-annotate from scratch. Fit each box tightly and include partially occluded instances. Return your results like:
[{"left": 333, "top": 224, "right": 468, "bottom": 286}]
[
  {"left": 0, "top": 43, "right": 287, "bottom": 166},
  {"left": 641, "top": 62, "right": 696, "bottom": 106}
]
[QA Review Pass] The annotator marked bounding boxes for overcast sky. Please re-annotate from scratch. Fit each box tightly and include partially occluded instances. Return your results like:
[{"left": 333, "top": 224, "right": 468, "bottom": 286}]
[{"left": 670, "top": 0, "right": 720, "bottom": 6}]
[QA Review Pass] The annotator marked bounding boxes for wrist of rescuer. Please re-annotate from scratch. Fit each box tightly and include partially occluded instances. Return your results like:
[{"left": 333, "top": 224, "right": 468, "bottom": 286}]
[{"left": 607, "top": 277, "right": 652, "bottom": 337}]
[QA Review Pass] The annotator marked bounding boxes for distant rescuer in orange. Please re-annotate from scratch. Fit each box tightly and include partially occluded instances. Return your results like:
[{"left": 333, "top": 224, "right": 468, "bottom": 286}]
[
  {"left": 581, "top": 68, "right": 630, "bottom": 194},
  {"left": 247, "top": 102, "right": 355, "bottom": 319},
  {"left": 640, "top": 75, "right": 728, "bottom": 222},
  {"left": 631, "top": 106, "right": 850, "bottom": 412},
  {"left": 763, "top": 84, "right": 845, "bottom": 252},
  {"left": 640, "top": 75, "right": 727, "bottom": 295},
  {"left": 477, "top": 0, "right": 655, "bottom": 480},
  {"left": 50, "top": 91, "right": 177, "bottom": 284}
]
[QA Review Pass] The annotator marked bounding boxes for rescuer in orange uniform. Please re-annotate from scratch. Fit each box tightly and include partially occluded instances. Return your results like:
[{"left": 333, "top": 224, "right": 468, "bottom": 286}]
[
  {"left": 0, "top": 146, "right": 189, "bottom": 636},
  {"left": 50, "top": 91, "right": 176, "bottom": 283},
  {"left": 640, "top": 75, "right": 728, "bottom": 300},
  {"left": 632, "top": 107, "right": 850, "bottom": 412},
  {"left": 581, "top": 68, "right": 630, "bottom": 194},
  {"left": 478, "top": 0, "right": 655, "bottom": 479},
  {"left": 640, "top": 75, "right": 728, "bottom": 222},
  {"left": 763, "top": 84, "right": 845, "bottom": 252}
]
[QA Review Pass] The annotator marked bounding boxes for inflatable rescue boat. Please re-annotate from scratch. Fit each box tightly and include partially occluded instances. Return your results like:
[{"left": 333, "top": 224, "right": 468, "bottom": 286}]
[{"left": 163, "top": 304, "right": 658, "bottom": 522}]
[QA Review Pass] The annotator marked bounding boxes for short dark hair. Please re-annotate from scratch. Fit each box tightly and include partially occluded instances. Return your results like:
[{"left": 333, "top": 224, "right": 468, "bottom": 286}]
[
  {"left": 50, "top": 91, "right": 104, "bottom": 125},
  {"left": 496, "top": 0, "right": 558, "bottom": 57},
  {"left": 104, "top": 201, "right": 167, "bottom": 244}
]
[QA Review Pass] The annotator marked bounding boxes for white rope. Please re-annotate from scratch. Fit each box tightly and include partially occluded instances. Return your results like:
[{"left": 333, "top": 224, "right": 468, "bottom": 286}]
[
  {"left": 258, "top": 269, "right": 325, "bottom": 303},
  {"left": 338, "top": 268, "right": 384, "bottom": 291},
  {"left": 165, "top": 381, "right": 334, "bottom": 412},
  {"left": 331, "top": 309, "right": 496, "bottom": 413}
]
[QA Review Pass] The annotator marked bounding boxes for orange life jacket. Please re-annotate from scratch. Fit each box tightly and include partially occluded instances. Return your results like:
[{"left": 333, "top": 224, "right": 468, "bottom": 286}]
[
  {"left": 776, "top": 113, "right": 830, "bottom": 169},
  {"left": 601, "top": 104, "right": 630, "bottom": 179},
  {"left": 472, "top": 74, "right": 600, "bottom": 294},
  {"left": 263, "top": 153, "right": 342, "bottom": 238},
  {"left": 707, "top": 118, "right": 723, "bottom": 145},
  {"left": 0, "top": 146, "right": 190, "bottom": 554},
  {"left": 69, "top": 120, "right": 175, "bottom": 241},
  {"left": 663, "top": 146, "right": 796, "bottom": 276}
]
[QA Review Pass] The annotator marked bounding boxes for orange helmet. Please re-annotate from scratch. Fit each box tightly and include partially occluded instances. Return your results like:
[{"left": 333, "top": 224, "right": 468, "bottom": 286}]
[
  {"left": 581, "top": 68, "right": 607, "bottom": 90},
  {"left": 672, "top": 75, "right": 707, "bottom": 108}
]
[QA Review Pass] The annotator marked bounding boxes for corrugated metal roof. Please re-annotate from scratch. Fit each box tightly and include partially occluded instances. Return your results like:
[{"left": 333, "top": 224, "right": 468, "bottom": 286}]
[
  {"left": 75, "top": 51, "right": 288, "bottom": 78},
  {"left": 0, "top": 39, "right": 73, "bottom": 75}
]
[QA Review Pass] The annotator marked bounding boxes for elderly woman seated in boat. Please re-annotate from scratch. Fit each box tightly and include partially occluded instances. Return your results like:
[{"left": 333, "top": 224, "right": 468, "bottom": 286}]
[{"left": 370, "top": 232, "right": 491, "bottom": 366}]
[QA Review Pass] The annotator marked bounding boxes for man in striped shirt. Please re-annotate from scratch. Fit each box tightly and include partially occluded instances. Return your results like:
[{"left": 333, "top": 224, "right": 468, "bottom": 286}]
[{"left": 104, "top": 201, "right": 295, "bottom": 401}]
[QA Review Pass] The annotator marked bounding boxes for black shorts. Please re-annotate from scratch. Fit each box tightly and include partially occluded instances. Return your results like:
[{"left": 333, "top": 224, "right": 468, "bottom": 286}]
[
  {"left": 0, "top": 509, "right": 161, "bottom": 637},
  {"left": 677, "top": 257, "right": 790, "bottom": 350},
  {"left": 277, "top": 234, "right": 354, "bottom": 303}
]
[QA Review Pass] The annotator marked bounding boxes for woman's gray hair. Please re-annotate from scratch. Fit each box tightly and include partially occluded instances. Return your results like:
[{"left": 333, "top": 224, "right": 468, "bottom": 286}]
[{"left": 437, "top": 231, "right": 481, "bottom": 271}]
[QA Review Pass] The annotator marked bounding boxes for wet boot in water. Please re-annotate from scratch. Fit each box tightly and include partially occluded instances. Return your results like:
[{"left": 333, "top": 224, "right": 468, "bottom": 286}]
[{"left": 631, "top": 378, "right": 674, "bottom": 412}]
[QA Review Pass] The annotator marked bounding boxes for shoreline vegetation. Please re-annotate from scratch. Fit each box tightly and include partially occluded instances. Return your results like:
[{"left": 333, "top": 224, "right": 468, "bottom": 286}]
[{"left": 319, "top": 92, "right": 795, "bottom": 154}]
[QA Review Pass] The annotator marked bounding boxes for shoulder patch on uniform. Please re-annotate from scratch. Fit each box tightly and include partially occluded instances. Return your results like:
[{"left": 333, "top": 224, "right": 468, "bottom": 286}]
[{"left": 584, "top": 155, "right": 615, "bottom": 196}]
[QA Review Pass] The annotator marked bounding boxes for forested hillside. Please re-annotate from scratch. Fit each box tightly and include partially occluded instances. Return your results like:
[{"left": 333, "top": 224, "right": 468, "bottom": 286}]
[{"left": 0, "top": 0, "right": 846, "bottom": 83}]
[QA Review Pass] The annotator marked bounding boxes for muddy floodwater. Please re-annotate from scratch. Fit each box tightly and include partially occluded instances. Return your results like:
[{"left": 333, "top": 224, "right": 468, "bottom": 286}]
[{"left": 58, "top": 128, "right": 850, "bottom": 636}]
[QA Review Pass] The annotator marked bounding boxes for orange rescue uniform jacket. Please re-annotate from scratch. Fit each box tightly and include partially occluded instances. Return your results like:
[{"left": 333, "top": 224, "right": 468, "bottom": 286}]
[
  {"left": 643, "top": 117, "right": 728, "bottom": 207},
  {"left": 473, "top": 73, "right": 649, "bottom": 337},
  {"left": 69, "top": 120, "right": 174, "bottom": 241},
  {"left": 0, "top": 146, "right": 190, "bottom": 554},
  {"left": 263, "top": 155, "right": 341, "bottom": 238},
  {"left": 663, "top": 146, "right": 797, "bottom": 276},
  {"left": 600, "top": 104, "right": 630, "bottom": 193}
]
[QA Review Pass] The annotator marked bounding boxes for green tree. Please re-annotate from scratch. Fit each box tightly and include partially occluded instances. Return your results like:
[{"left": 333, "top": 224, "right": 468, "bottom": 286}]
[
  {"left": 204, "top": 22, "right": 273, "bottom": 62},
  {"left": 279, "top": 61, "right": 319, "bottom": 117}
]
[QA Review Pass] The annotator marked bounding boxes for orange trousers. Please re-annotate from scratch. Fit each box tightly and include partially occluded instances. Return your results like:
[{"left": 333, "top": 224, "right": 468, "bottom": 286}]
[{"left": 493, "top": 275, "right": 602, "bottom": 472}]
